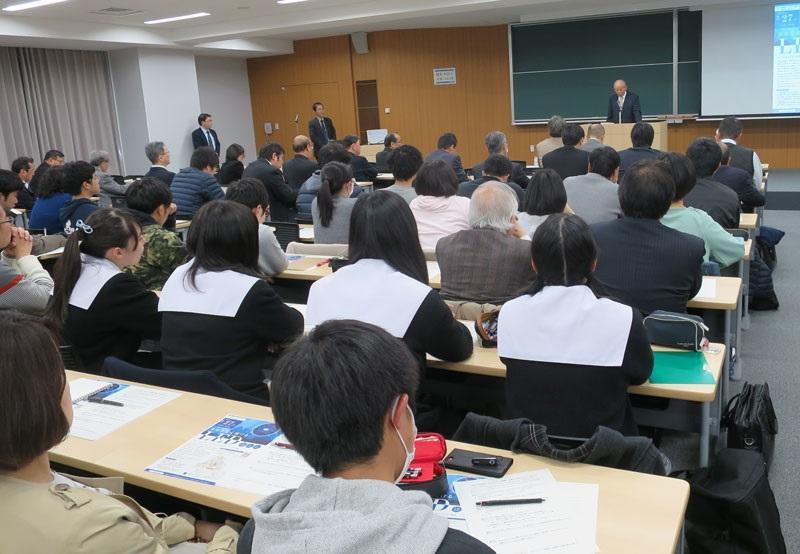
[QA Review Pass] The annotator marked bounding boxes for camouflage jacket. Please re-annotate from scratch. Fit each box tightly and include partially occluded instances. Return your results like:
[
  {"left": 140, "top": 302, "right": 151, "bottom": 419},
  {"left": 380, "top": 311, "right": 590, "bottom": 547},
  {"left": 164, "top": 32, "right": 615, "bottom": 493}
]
[{"left": 126, "top": 222, "right": 188, "bottom": 291}]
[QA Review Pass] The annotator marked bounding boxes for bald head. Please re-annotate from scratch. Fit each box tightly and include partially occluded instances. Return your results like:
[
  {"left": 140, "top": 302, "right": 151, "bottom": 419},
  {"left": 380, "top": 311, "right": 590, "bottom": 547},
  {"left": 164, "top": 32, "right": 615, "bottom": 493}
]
[
  {"left": 293, "top": 135, "right": 313, "bottom": 156},
  {"left": 587, "top": 123, "right": 605, "bottom": 140},
  {"left": 613, "top": 80, "right": 628, "bottom": 97},
  {"left": 469, "top": 181, "right": 518, "bottom": 234}
]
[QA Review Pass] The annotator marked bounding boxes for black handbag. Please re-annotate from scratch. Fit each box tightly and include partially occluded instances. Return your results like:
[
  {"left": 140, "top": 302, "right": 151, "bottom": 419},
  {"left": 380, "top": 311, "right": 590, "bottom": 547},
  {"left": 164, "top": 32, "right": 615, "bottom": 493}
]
[
  {"left": 722, "top": 382, "right": 778, "bottom": 470},
  {"left": 642, "top": 310, "right": 708, "bottom": 350}
]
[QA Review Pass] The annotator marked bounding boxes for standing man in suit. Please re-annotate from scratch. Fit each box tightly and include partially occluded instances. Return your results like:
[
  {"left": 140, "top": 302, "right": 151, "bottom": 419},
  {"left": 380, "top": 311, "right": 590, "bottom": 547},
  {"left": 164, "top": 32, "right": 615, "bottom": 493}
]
[
  {"left": 191, "top": 113, "right": 221, "bottom": 155},
  {"left": 283, "top": 135, "right": 319, "bottom": 191},
  {"left": 471, "top": 131, "right": 529, "bottom": 189},
  {"left": 144, "top": 141, "right": 175, "bottom": 186},
  {"left": 606, "top": 80, "right": 642, "bottom": 124},
  {"left": 342, "top": 135, "right": 378, "bottom": 182},
  {"left": 541, "top": 124, "right": 589, "bottom": 180},
  {"left": 242, "top": 142, "right": 298, "bottom": 222},
  {"left": 425, "top": 132, "right": 468, "bottom": 182},
  {"left": 308, "top": 102, "right": 336, "bottom": 155}
]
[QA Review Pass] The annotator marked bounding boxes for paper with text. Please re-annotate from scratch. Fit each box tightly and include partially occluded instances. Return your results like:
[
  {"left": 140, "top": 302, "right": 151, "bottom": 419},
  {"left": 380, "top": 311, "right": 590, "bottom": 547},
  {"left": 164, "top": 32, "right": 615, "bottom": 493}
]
[{"left": 694, "top": 278, "right": 717, "bottom": 299}]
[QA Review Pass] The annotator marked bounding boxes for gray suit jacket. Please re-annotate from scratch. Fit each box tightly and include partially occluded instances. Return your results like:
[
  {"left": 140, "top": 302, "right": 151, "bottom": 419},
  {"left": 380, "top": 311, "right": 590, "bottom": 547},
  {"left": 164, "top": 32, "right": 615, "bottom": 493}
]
[
  {"left": 425, "top": 149, "right": 467, "bottom": 182},
  {"left": 563, "top": 172, "right": 622, "bottom": 225},
  {"left": 580, "top": 138, "right": 604, "bottom": 153}
]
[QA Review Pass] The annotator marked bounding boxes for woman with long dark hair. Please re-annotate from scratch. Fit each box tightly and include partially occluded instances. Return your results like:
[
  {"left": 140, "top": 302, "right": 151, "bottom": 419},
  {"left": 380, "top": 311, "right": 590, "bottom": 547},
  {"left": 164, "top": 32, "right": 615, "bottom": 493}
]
[
  {"left": 158, "top": 200, "right": 303, "bottom": 395},
  {"left": 498, "top": 213, "right": 653, "bottom": 437},
  {"left": 306, "top": 190, "right": 472, "bottom": 373},
  {"left": 45, "top": 208, "right": 161, "bottom": 370},
  {"left": 311, "top": 161, "right": 356, "bottom": 244},
  {"left": 218, "top": 143, "right": 246, "bottom": 185}
]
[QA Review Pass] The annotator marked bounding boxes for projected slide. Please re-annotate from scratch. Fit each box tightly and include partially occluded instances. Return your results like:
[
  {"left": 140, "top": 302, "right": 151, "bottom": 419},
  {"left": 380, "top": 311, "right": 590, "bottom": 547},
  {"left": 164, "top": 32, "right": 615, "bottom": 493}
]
[{"left": 774, "top": 3, "right": 800, "bottom": 112}]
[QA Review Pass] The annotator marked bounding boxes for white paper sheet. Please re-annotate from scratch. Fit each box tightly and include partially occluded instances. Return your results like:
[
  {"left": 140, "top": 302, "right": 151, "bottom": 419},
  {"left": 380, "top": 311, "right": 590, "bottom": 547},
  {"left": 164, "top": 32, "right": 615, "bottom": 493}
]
[
  {"left": 299, "top": 227, "right": 314, "bottom": 240},
  {"left": 38, "top": 246, "right": 64, "bottom": 258},
  {"left": 556, "top": 482, "right": 600, "bottom": 553},
  {"left": 426, "top": 261, "right": 440, "bottom": 280},
  {"left": 694, "top": 278, "right": 717, "bottom": 299},
  {"left": 69, "top": 378, "right": 115, "bottom": 403},
  {"left": 146, "top": 415, "right": 314, "bottom": 496},
  {"left": 70, "top": 384, "right": 180, "bottom": 440}
]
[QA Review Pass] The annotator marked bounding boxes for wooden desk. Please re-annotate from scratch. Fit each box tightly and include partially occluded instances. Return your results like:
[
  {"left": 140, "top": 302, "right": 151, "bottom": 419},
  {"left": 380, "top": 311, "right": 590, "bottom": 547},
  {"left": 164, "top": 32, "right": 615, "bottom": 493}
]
[
  {"left": 686, "top": 276, "right": 740, "bottom": 310},
  {"left": 54, "top": 370, "right": 688, "bottom": 553},
  {"left": 277, "top": 256, "right": 443, "bottom": 289},
  {"left": 175, "top": 220, "right": 191, "bottom": 231},
  {"left": 739, "top": 213, "right": 758, "bottom": 230}
]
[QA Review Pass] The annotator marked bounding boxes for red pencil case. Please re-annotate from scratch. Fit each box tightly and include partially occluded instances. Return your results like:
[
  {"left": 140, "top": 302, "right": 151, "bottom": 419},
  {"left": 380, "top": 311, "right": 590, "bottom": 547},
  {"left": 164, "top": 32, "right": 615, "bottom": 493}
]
[{"left": 397, "top": 432, "right": 448, "bottom": 498}]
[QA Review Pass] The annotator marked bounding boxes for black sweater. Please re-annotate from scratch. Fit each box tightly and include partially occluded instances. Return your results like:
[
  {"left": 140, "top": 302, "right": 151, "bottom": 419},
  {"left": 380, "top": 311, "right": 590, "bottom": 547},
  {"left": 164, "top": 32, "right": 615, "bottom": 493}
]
[
  {"left": 64, "top": 273, "right": 162, "bottom": 370},
  {"left": 403, "top": 290, "right": 474, "bottom": 373}
]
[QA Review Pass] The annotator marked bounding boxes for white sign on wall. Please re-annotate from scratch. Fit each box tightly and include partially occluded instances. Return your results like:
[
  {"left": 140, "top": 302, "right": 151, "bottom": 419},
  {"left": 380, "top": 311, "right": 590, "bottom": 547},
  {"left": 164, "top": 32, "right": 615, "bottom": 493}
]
[{"left": 433, "top": 67, "right": 457, "bottom": 86}]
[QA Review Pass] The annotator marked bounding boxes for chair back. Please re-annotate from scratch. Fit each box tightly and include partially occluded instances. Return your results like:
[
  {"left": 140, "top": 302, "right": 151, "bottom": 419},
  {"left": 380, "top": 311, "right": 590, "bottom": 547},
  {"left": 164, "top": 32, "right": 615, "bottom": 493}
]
[
  {"left": 286, "top": 241, "right": 348, "bottom": 257},
  {"left": 265, "top": 222, "right": 299, "bottom": 250},
  {"left": 294, "top": 216, "right": 313, "bottom": 225},
  {"left": 100, "top": 357, "right": 268, "bottom": 405}
]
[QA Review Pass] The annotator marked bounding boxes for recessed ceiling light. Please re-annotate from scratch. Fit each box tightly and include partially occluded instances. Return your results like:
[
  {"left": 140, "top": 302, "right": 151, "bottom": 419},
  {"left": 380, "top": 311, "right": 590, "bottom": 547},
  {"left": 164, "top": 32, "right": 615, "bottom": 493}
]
[
  {"left": 144, "top": 12, "right": 210, "bottom": 25},
  {"left": 277, "top": 0, "right": 308, "bottom": 4},
  {"left": 2, "top": 0, "right": 68, "bottom": 12}
]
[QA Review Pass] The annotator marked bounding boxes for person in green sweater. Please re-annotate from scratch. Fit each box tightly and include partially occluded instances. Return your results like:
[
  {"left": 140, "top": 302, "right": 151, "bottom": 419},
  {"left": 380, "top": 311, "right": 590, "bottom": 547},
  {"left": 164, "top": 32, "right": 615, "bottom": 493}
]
[{"left": 659, "top": 152, "right": 744, "bottom": 269}]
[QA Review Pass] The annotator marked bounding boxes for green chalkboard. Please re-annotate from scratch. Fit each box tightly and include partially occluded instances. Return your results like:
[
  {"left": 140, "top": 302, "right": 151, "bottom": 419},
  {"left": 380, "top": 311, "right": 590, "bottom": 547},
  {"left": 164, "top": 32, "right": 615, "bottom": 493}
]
[{"left": 510, "top": 11, "right": 701, "bottom": 122}]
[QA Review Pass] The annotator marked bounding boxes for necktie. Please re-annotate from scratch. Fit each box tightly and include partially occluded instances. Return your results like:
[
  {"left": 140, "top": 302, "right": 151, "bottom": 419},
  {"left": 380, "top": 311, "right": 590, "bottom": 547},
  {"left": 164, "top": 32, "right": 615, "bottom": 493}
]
[
  {"left": 618, "top": 96, "right": 624, "bottom": 109},
  {"left": 206, "top": 130, "right": 214, "bottom": 150},
  {"left": 320, "top": 118, "right": 327, "bottom": 140}
]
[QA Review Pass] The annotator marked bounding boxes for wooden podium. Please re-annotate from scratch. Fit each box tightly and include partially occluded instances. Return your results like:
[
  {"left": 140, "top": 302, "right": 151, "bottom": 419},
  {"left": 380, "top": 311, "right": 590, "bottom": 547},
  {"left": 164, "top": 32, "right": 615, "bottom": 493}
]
[{"left": 582, "top": 121, "right": 668, "bottom": 152}]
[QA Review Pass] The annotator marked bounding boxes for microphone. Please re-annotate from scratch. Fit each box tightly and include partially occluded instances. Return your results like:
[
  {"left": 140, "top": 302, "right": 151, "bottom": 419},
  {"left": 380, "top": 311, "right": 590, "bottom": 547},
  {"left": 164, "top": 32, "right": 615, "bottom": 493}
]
[{"left": 293, "top": 114, "right": 299, "bottom": 124}]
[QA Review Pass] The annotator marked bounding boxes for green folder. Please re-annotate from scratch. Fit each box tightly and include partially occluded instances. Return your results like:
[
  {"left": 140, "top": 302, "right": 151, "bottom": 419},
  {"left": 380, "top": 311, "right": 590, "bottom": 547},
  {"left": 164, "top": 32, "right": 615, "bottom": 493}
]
[{"left": 649, "top": 351, "right": 715, "bottom": 385}]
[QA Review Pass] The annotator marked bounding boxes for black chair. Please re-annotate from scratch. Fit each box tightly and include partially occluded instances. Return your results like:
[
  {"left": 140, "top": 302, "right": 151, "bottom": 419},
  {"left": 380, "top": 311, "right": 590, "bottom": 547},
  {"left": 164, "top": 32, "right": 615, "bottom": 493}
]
[
  {"left": 111, "top": 174, "right": 125, "bottom": 185},
  {"left": 100, "top": 357, "right": 268, "bottom": 405},
  {"left": 265, "top": 222, "right": 300, "bottom": 250},
  {"left": 294, "top": 216, "right": 313, "bottom": 225},
  {"left": 27, "top": 228, "right": 47, "bottom": 236}
]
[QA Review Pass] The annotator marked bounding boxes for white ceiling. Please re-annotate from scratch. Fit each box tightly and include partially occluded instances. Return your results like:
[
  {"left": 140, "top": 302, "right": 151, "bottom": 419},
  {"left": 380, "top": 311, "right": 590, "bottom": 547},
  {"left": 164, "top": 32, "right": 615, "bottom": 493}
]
[{"left": 0, "top": 0, "right": 766, "bottom": 57}]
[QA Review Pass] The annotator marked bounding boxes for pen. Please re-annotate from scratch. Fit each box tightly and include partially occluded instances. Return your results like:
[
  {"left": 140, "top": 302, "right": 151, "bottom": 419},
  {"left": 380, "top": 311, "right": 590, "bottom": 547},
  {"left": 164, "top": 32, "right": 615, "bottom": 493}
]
[
  {"left": 476, "top": 498, "right": 545, "bottom": 507},
  {"left": 87, "top": 397, "right": 125, "bottom": 407}
]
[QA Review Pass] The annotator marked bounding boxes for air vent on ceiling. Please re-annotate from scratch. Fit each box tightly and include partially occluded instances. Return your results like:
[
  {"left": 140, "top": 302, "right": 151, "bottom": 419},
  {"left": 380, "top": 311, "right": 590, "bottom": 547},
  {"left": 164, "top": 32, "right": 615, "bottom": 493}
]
[{"left": 89, "top": 7, "right": 144, "bottom": 16}]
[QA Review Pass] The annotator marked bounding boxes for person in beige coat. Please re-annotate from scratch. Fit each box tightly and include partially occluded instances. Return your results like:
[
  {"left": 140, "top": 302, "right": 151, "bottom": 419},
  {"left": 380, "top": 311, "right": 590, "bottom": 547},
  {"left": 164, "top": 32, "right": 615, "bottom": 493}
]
[{"left": 0, "top": 310, "right": 238, "bottom": 554}]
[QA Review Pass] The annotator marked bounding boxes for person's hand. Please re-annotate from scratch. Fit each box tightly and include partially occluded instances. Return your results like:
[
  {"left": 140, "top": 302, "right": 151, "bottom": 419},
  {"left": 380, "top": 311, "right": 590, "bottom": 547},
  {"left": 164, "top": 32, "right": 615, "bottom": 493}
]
[
  {"left": 4, "top": 227, "right": 32, "bottom": 258},
  {"left": 194, "top": 520, "right": 223, "bottom": 543},
  {"left": 168, "top": 203, "right": 177, "bottom": 216}
]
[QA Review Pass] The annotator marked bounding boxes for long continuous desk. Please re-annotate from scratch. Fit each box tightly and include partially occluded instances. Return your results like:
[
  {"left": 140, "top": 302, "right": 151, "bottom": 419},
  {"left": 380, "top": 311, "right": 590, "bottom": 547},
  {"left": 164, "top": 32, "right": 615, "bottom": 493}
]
[{"left": 53, "top": 370, "right": 689, "bottom": 553}]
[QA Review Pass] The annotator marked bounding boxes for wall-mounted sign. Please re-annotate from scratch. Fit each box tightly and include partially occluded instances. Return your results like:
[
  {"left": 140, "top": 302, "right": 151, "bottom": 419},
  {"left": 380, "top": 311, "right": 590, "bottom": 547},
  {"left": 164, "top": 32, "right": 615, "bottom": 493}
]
[{"left": 433, "top": 67, "right": 457, "bottom": 86}]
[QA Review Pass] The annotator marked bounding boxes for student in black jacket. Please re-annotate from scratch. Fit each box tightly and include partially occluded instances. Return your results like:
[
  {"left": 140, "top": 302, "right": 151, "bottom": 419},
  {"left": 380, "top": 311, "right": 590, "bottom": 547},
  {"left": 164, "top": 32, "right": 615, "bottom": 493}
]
[
  {"left": 306, "top": 190, "right": 473, "bottom": 375},
  {"left": 712, "top": 142, "right": 765, "bottom": 213},
  {"left": 11, "top": 157, "right": 35, "bottom": 210},
  {"left": 684, "top": 138, "right": 741, "bottom": 229},
  {"left": 618, "top": 122, "right": 662, "bottom": 180},
  {"left": 159, "top": 200, "right": 303, "bottom": 396},
  {"left": 541, "top": 123, "right": 589, "bottom": 180},
  {"left": 342, "top": 135, "right": 378, "bottom": 182},
  {"left": 591, "top": 160, "right": 704, "bottom": 315},
  {"left": 45, "top": 209, "right": 162, "bottom": 370},
  {"left": 499, "top": 213, "right": 653, "bottom": 437},
  {"left": 242, "top": 143, "right": 297, "bottom": 222},
  {"left": 457, "top": 154, "right": 524, "bottom": 208}
]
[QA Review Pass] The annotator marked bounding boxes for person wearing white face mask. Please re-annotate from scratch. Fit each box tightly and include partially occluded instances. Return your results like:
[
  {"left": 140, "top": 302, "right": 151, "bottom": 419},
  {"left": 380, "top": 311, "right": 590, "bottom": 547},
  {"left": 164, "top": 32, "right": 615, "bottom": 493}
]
[{"left": 242, "top": 320, "right": 493, "bottom": 554}]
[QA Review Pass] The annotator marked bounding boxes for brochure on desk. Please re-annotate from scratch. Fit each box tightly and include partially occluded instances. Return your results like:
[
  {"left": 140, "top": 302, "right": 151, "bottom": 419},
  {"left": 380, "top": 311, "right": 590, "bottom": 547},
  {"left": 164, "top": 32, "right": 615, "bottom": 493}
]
[{"left": 146, "top": 415, "right": 314, "bottom": 496}]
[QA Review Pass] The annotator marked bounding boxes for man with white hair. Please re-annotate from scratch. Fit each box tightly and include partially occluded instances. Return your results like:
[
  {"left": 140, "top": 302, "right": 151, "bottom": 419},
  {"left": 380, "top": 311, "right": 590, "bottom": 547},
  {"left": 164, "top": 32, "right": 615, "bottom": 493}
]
[
  {"left": 436, "top": 181, "right": 535, "bottom": 305},
  {"left": 89, "top": 149, "right": 128, "bottom": 206},
  {"left": 471, "top": 131, "right": 529, "bottom": 189}
]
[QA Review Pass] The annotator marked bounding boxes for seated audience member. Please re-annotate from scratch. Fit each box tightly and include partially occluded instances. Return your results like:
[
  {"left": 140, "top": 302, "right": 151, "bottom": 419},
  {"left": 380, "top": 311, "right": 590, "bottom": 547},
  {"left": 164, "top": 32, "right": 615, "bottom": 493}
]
[
  {"left": 46, "top": 209, "right": 161, "bottom": 370},
  {"left": 282, "top": 135, "right": 318, "bottom": 190},
  {"left": 715, "top": 116, "right": 763, "bottom": 187},
  {"left": 124, "top": 178, "right": 187, "bottom": 290},
  {"left": 143, "top": 141, "right": 175, "bottom": 186},
  {"left": 28, "top": 167, "right": 70, "bottom": 235},
  {"left": 684, "top": 138, "right": 741, "bottom": 229},
  {"left": 244, "top": 320, "right": 490, "bottom": 554},
  {"left": 618, "top": 122, "right": 661, "bottom": 179},
  {"left": 542, "top": 123, "right": 589, "bottom": 179},
  {"left": 0, "top": 206, "right": 53, "bottom": 315},
  {"left": 563, "top": 146, "right": 622, "bottom": 224},
  {"left": 226, "top": 178, "right": 288, "bottom": 275},
  {"left": 535, "top": 115, "right": 564, "bottom": 160},
  {"left": 384, "top": 144, "right": 422, "bottom": 204},
  {"left": 90, "top": 150, "right": 128, "bottom": 204},
  {"left": 409, "top": 160, "right": 470, "bottom": 250},
  {"left": 29, "top": 149, "right": 64, "bottom": 197},
  {"left": 471, "top": 131, "right": 530, "bottom": 189},
  {"left": 59, "top": 161, "right": 100, "bottom": 234},
  {"left": 498, "top": 213, "right": 653, "bottom": 436},
  {"left": 342, "top": 134, "right": 378, "bottom": 182},
  {"left": 438, "top": 182, "right": 534, "bottom": 305},
  {"left": 312, "top": 162, "right": 356, "bottom": 245},
  {"left": 712, "top": 142, "right": 765, "bottom": 213},
  {"left": 159, "top": 201, "right": 303, "bottom": 395},
  {"left": 458, "top": 155, "right": 524, "bottom": 208},
  {"left": 306, "top": 191, "right": 472, "bottom": 373},
  {"left": 591, "top": 160, "right": 704, "bottom": 314},
  {"left": 0, "top": 170, "right": 23, "bottom": 214},
  {"left": 581, "top": 123, "right": 605, "bottom": 152},
  {"left": 242, "top": 143, "right": 297, "bottom": 222},
  {"left": 296, "top": 142, "right": 363, "bottom": 220},
  {"left": 376, "top": 132, "right": 402, "bottom": 172},
  {"left": 0, "top": 311, "right": 238, "bottom": 553},
  {"left": 518, "top": 168, "right": 568, "bottom": 236},
  {"left": 660, "top": 152, "right": 744, "bottom": 269},
  {"left": 11, "top": 156, "right": 35, "bottom": 210},
  {"left": 425, "top": 132, "right": 468, "bottom": 182},
  {"left": 218, "top": 143, "right": 246, "bottom": 185},
  {"left": 171, "top": 146, "right": 224, "bottom": 219}
]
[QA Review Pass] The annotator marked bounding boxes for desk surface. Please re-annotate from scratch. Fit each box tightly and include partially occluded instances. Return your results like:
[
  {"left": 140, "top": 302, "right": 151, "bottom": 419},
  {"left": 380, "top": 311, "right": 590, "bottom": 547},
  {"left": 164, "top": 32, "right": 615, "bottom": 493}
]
[
  {"left": 53, "top": 370, "right": 688, "bottom": 553},
  {"left": 175, "top": 220, "right": 191, "bottom": 231},
  {"left": 739, "top": 213, "right": 758, "bottom": 230},
  {"left": 686, "top": 276, "right": 741, "bottom": 310}
]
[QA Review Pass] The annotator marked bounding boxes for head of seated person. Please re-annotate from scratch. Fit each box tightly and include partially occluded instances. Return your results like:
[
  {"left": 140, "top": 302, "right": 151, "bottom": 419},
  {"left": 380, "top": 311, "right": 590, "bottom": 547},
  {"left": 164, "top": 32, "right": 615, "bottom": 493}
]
[
  {"left": 547, "top": 115, "right": 564, "bottom": 138},
  {"left": 315, "top": 162, "right": 354, "bottom": 229},
  {"left": 126, "top": 177, "right": 175, "bottom": 226},
  {"left": 658, "top": 152, "right": 697, "bottom": 204},
  {"left": 226, "top": 178, "right": 270, "bottom": 225},
  {"left": 686, "top": 138, "right": 722, "bottom": 179},
  {"left": 630, "top": 122, "right": 655, "bottom": 149},
  {"left": 589, "top": 147, "right": 621, "bottom": 183},
  {"left": 36, "top": 165, "right": 66, "bottom": 199},
  {"left": 0, "top": 170, "right": 24, "bottom": 212},
  {"left": 560, "top": 123, "right": 584, "bottom": 148},
  {"left": 389, "top": 145, "right": 423, "bottom": 185},
  {"left": 530, "top": 213, "right": 597, "bottom": 294},
  {"left": 225, "top": 143, "right": 246, "bottom": 164},
  {"left": 414, "top": 159, "right": 458, "bottom": 198},
  {"left": 62, "top": 161, "right": 99, "bottom": 200},
  {"left": 316, "top": 142, "right": 351, "bottom": 168},
  {"left": 468, "top": 181, "right": 520, "bottom": 236},
  {"left": 619, "top": 160, "right": 675, "bottom": 220},
  {"left": 481, "top": 154, "right": 512, "bottom": 182},
  {"left": 519, "top": 168, "right": 567, "bottom": 235},
  {"left": 89, "top": 150, "right": 111, "bottom": 174}
]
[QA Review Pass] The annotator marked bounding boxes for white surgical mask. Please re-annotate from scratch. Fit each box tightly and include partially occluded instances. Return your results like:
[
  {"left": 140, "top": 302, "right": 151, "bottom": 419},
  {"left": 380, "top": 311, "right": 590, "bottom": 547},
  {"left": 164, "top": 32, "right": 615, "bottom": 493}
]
[{"left": 392, "top": 396, "right": 417, "bottom": 484}]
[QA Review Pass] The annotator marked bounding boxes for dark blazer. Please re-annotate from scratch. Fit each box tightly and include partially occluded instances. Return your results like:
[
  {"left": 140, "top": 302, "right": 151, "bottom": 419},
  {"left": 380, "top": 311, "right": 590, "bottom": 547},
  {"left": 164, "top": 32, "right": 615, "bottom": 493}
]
[
  {"left": 541, "top": 146, "right": 589, "bottom": 180},
  {"left": 308, "top": 117, "right": 336, "bottom": 153},
  {"left": 607, "top": 92, "right": 643, "bottom": 123},
  {"left": 457, "top": 176, "right": 524, "bottom": 209},
  {"left": 282, "top": 154, "right": 318, "bottom": 190},
  {"left": 217, "top": 160, "right": 244, "bottom": 185},
  {"left": 591, "top": 218, "right": 705, "bottom": 315},
  {"left": 242, "top": 159, "right": 297, "bottom": 222},
  {"left": 350, "top": 154, "right": 378, "bottom": 182},
  {"left": 15, "top": 185, "right": 35, "bottom": 211},
  {"left": 471, "top": 160, "right": 529, "bottom": 189},
  {"left": 618, "top": 147, "right": 662, "bottom": 180},
  {"left": 712, "top": 165, "right": 765, "bottom": 213},
  {"left": 29, "top": 161, "right": 51, "bottom": 197},
  {"left": 144, "top": 166, "right": 175, "bottom": 187},
  {"left": 425, "top": 149, "right": 468, "bottom": 182},
  {"left": 684, "top": 177, "right": 742, "bottom": 230},
  {"left": 191, "top": 127, "right": 221, "bottom": 155},
  {"left": 375, "top": 148, "right": 393, "bottom": 172}
]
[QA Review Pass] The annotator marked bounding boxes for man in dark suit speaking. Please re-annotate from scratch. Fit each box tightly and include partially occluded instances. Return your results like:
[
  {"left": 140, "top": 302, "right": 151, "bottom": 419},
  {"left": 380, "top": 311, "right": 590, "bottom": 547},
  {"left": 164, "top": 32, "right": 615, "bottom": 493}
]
[
  {"left": 308, "top": 102, "right": 336, "bottom": 155},
  {"left": 606, "top": 80, "right": 642, "bottom": 124},
  {"left": 191, "top": 113, "right": 221, "bottom": 155}
]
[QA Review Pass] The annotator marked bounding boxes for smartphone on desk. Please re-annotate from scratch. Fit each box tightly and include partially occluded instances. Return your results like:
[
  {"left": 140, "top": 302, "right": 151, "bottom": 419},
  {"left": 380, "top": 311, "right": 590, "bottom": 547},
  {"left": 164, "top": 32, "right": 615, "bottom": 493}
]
[{"left": 444, "top": 448, "right": 513, "bottom": 478}]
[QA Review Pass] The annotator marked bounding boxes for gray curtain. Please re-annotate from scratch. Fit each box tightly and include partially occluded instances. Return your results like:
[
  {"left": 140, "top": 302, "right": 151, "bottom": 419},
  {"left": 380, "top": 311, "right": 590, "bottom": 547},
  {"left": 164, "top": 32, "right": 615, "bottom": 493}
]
[{"left": 0, "top": 47, "right": 121, "bottom": 171}]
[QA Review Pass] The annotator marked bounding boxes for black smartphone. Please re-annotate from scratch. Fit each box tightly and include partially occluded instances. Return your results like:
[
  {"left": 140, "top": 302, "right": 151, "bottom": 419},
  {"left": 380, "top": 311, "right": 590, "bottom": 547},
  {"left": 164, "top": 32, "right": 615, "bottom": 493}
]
[{"left": 443, "top": 448, "right": 514, "bottom": 478}]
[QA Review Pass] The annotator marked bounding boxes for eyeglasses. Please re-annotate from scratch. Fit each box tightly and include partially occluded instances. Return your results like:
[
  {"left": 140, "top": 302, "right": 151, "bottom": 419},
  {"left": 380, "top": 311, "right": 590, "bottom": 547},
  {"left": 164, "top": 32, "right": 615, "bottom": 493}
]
[{"left": 0, "top": 217, "right": 14, "bottom": 226}]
